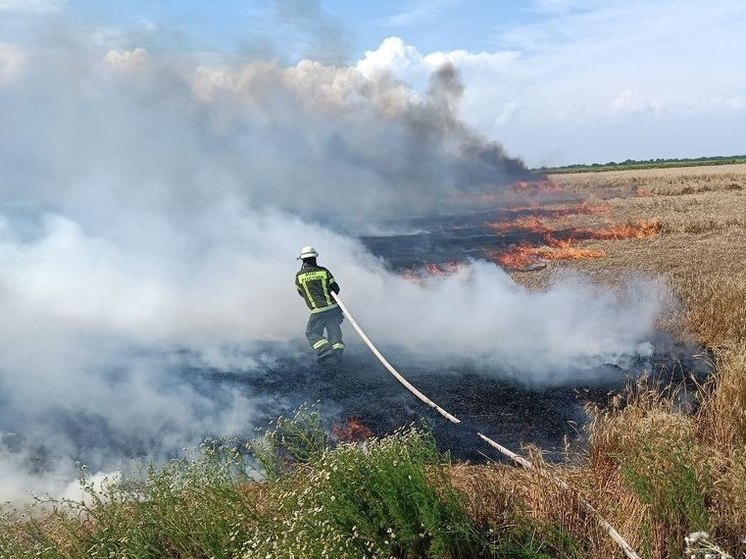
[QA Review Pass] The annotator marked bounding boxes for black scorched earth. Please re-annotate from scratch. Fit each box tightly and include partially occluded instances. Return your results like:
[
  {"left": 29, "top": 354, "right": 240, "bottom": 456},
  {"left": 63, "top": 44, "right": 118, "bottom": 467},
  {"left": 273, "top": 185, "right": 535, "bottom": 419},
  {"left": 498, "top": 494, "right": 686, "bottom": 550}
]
[{"left": 198, "top": 206, "right": 709, "bottom": 464}]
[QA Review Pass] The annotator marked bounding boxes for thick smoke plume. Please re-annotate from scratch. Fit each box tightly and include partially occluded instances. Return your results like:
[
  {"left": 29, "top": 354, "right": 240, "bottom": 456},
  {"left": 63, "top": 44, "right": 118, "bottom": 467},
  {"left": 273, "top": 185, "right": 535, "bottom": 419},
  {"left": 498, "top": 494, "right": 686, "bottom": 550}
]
[{"left": 0, "top": 36, "right": 665, "bottom": 501}]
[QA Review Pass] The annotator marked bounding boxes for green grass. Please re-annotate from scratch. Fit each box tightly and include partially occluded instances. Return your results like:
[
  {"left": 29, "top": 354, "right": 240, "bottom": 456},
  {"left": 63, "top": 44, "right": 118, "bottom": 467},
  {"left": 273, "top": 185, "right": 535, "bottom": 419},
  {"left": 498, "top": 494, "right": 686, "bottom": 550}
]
[
  {"left": 0, "top": 407, "right": 604, "bottom": 559},
  {"left": 0, "top": 410, "right": 473, "bottom": 559}
]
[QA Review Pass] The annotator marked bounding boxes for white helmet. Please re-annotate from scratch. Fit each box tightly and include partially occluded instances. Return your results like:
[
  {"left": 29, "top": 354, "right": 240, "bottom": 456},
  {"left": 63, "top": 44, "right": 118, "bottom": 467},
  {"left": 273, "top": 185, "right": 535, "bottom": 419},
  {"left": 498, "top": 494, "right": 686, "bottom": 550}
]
[{"left": 298, "top": 245, "right": 318, "bottom": 260}]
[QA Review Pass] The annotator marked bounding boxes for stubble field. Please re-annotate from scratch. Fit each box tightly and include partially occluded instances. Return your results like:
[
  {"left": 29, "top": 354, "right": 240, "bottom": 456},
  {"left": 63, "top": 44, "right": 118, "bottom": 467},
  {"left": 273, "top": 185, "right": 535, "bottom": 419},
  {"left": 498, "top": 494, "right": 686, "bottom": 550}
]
[{"left": 461, "top": 163, "right": 746, "bottom": 558}]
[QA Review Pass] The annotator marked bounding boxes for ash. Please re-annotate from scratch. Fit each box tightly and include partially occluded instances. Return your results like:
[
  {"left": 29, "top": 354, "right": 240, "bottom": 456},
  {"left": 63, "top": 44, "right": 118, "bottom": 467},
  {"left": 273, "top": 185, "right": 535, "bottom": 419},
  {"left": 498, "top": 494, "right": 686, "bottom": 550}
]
[{"left": 188, "top": 333, "right": 710, "bottom": 465}]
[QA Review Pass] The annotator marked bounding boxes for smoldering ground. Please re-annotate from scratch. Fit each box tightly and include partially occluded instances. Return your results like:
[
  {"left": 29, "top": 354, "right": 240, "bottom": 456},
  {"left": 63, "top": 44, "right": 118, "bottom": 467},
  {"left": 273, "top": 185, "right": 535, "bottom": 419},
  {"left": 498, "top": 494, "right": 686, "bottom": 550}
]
[{"left": 0, "top": 36, "right": 674, "bottom": 501}]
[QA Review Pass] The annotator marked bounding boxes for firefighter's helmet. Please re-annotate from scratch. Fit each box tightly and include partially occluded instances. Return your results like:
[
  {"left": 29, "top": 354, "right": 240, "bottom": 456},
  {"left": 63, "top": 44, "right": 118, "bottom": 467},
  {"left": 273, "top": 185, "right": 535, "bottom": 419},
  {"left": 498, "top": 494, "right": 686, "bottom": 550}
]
[{"left": 298, "top": 245, "right": 318, "bottom": 260}]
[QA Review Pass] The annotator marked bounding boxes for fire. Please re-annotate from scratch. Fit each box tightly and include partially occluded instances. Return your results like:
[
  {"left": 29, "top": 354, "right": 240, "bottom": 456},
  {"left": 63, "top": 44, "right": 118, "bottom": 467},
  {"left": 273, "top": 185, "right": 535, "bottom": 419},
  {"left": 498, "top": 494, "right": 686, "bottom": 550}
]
[
  {"left": 487, "top": 218, "right": 658, "bottom": 270},
  {"left": 490, "top": 245, "right": 540, "bottom": 269},
  {"left": 584, "top": 219, "right": 662, "bottom": 240},
  {"left": 489, "top": 237, "right": 606, "bottom": 270},
  {"left": 511, "top": 179, "right": 563, "bottom": 194},
  {"left": 403, "top": 261, "right": 465, "bottom": 282},
  {"left": 489, "top": 215, "right": 552, "bottom": 234},
  {"left": 425, "top": 262, "right": 464, "bottom": 275},
  {"left": 543, "top": 236, "right": 606, "bottom": 259},
  {"left": 332, "top": 417, "right": 373, "bottom": 443},
  {"left": 490, "top": 203, "right": 612, "bottom": 233}
]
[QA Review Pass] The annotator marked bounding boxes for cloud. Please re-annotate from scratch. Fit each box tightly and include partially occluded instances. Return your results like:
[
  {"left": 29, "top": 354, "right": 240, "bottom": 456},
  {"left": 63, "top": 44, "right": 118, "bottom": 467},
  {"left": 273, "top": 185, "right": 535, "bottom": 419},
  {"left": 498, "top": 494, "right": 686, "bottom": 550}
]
[
  {"left": 0, "top": 42, "right": 26, "bottom": 84},
  {"left": 707, "top": 94, "right": 746, "bottom": 113},
  {"left": 357, "top": 36, "right": 423, "bottom": 78},
  {"left": 103, "top": 47, "right": 149, "bottom": 71},
  {"left": 610, "top": 89, "right": 664, "bottom": 115}
]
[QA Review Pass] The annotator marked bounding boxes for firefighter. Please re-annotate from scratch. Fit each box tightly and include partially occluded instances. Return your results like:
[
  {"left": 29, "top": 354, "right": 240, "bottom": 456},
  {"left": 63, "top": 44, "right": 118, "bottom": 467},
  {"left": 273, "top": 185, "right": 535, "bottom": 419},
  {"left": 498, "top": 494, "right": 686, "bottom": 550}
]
[{"left": 295, "top": 245, "right": 344, "bottom": 362}]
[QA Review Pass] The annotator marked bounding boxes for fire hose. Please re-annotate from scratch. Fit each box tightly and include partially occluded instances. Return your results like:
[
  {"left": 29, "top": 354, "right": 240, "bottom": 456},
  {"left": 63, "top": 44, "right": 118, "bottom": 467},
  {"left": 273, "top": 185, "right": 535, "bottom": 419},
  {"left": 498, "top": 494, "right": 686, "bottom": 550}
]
[{"left": 331, "top": 292, "right": 642, "bottom": 559}]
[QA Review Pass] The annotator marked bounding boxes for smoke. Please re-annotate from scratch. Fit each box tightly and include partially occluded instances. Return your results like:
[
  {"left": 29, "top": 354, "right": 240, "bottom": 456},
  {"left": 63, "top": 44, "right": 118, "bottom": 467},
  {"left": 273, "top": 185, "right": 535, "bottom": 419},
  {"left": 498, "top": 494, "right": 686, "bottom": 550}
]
[{"left": 0, "top": 33, "right": 666, "bottom": 501}]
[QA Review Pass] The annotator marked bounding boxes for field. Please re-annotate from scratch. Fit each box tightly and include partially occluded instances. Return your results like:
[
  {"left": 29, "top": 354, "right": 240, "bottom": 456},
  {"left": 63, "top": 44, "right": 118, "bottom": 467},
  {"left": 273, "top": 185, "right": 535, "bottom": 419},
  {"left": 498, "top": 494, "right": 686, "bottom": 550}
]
[
  {"left": 2, "top": 165, "right": 745, "bottom": 558},
  {"left": 472, "top": 163, "right": 746, "bottom": 558}
]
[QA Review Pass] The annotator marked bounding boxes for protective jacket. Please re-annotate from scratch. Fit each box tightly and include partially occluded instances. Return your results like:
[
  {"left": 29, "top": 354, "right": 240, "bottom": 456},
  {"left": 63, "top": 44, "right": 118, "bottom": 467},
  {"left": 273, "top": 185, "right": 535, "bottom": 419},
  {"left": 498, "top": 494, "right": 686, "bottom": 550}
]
[{"left": 295, "top": 262, "right": 340, "bottom": 313}]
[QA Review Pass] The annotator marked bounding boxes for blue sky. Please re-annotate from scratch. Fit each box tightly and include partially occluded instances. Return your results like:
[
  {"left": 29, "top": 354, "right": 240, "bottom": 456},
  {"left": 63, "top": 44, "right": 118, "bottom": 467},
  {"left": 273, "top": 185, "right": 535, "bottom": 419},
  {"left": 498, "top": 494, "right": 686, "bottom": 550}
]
[
  {"left": 33, "top": 1, "right": 538, "bottom": 59},
  {"left": 1, "top": 0, "right": 745, "bottom": 166}
]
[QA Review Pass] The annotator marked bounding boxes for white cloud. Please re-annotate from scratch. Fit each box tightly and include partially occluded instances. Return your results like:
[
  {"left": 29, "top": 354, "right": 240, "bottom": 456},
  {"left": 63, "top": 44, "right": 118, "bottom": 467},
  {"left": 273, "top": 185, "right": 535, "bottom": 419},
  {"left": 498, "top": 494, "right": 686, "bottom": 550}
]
[
  {"left": 610, "top": 89, "right": 664, "bottom": 115},
  {"left": 707, "top": 94, "right": 746, "bottom": 113},
  {"left": 0, "top": 42, "right": 26, "bottom": 84},
  {"left": 103, "top": 47, "right": 149, "bottom": 71},
  {"left": 356, "top": 36, "right": 423, "bottom": 78},
  {"left": 422, "top": 48, "right": 520, "bottom": 71}
]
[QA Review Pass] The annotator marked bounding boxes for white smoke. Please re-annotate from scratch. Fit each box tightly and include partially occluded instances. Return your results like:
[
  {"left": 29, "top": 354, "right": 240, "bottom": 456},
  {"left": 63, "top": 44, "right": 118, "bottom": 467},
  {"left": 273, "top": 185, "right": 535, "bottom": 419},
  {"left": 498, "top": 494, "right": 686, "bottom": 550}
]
[{"left": 0, "top": 37, "right": 666, "bottom": 500}]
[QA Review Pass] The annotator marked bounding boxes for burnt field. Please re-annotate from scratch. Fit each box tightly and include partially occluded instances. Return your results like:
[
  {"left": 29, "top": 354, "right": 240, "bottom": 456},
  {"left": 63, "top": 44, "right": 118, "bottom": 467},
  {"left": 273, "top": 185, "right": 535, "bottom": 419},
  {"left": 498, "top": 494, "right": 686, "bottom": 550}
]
[
  {"left": 187, "top": 178, "right": 716, "bottom": 465},
  {"left": 189, "top": 333, "right": 708, "bottom": 464},
  {"left": 1, "top": 174, "right": 718, "bottom": 480},
  {"left": 195, "top": 180, "right": 711, "bottom": 464}
]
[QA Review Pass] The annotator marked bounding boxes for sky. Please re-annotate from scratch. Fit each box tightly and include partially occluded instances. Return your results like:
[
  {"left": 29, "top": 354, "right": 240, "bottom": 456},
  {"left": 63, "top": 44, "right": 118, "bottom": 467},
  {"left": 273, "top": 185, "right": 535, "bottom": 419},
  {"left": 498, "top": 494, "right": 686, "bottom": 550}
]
[{"left": 2, "top": 0, "right": 745, "bottom": 166}]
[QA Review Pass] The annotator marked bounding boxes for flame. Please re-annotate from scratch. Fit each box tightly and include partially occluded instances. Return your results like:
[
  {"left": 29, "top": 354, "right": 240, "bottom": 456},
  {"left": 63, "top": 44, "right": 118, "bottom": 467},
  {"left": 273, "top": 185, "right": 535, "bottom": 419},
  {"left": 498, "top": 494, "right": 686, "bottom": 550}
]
[
  {"left": 332, "top": 417, "right": 373, "bottom": 443},
  {"left": 489, "top": 215, "right": 552, "bottom": 234},
  {"left": 490, "top": 203, "right": 612, "bottom": 233},
  {"left": 489, "top": 237, "right": 606, "bottom": 270},
  {"left": 490, "top": 245, "right": 540, "bottom": 269},
  {"left": 543, "top": 236, "right": 606, "bottom": 259},
  {"left": 488, "top": 219, "right": 659, "bottom": 270},
  {"left": 403, "top": 261, "right": 465, "bottom": 282},
  {"left": 425, "top": 262, "right": 464, "bottom": 275},
  {"left": 583, "top": 219, "right": 662, "bottom": 240},
  {"left": 512, "top": 179, "right": 563, "bottom": 194}
]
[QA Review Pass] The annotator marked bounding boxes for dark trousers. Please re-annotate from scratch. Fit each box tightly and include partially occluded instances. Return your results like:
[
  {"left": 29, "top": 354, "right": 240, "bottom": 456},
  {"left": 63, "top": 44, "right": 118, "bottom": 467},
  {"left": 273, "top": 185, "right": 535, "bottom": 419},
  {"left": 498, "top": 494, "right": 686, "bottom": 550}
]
[{"left": 306, "top": 307, "right": 344, "bottom": 356}]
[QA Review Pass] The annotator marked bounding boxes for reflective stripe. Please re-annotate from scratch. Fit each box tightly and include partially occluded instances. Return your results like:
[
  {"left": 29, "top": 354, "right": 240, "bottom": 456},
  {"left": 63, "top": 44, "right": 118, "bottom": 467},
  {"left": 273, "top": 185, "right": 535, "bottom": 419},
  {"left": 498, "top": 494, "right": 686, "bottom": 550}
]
[
  {"left": 300, "top": 279, "right": 317, "bottom": 310},
  {"left": 298, "top": 271, "right": 328, "bottom": 282},
  {"left": 332, "top": 343, "right": 345, "bottom": 350},
  {"left": 321, "top": 275, "right": 332, "bottom": 306},
  {"left": 312, "top": 339, "right": 330, "bottom": 350},
  {"left": 309, "top": 303, "right": 338, "bottom": 314},
  {"left": 298, "top": 270, "right": 331, "bottom": 310}
]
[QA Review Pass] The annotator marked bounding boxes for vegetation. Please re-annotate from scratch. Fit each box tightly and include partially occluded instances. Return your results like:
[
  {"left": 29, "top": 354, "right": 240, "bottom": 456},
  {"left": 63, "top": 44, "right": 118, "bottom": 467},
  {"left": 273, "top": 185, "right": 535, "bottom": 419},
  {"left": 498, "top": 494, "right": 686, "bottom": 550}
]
[
  {"left": 2, "top": 163, "right": 746, "bottom": 558},
  {"left": 535, "top": 154, "right": 746, "bottom": 174},
  {"left": 0, "top": 411, "right": 584, "bottom": 559}
]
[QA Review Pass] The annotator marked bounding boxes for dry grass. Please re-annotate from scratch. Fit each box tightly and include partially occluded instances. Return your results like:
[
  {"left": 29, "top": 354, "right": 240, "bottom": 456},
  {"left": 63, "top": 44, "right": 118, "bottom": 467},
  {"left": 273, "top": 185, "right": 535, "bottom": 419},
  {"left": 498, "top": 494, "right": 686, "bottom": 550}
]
[{"left": 456, "top": 164, "right": 746, "bottom": 558}]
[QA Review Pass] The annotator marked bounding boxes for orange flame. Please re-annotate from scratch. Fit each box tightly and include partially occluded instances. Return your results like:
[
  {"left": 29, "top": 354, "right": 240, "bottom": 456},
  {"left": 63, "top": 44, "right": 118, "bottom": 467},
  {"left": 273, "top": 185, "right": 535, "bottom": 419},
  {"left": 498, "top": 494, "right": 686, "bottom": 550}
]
[
  {"left": 403, "top": 261, "right": 465, "bottom": 282},
  {"left": 489, "top": 215, "right": 552, "bottom": 234},
  {"left": 489, "top": 238, "right": 606, "bottom": 270},
  {"left": 490, "top": 203, "right": 612, "bottom": 233},
  {"left": 542, "top": 236, "right": 606, "bottom": 259},
  {"left": 488, "top": 219, "right": 659, "bottom": 270},
  {"left": 583, "top": 219, "right": 662, "bottom": 240},
  {"left": 512, "top": 179, "right": 563, "bottom": 194},
  {"left": 490, "top": 245, "right": 540, "bottom": 269},
  {"left": 332, "top": 417, "right": 373, "bottom": 443}
]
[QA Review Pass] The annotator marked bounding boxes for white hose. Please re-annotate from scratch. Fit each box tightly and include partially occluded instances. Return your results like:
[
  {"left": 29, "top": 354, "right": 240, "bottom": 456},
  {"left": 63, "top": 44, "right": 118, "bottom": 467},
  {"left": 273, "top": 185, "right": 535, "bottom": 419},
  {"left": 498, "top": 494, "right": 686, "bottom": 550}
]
[{"left": 331, "top": 291, "right": 642, "bottom": 559}]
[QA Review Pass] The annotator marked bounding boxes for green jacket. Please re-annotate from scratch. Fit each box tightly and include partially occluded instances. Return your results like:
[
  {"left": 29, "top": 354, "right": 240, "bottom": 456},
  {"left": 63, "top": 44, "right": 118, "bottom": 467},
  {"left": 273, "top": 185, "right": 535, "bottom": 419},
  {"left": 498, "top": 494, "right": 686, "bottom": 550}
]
[{"left": 295, "top": 262, "right": 340, "bottom": 313}]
